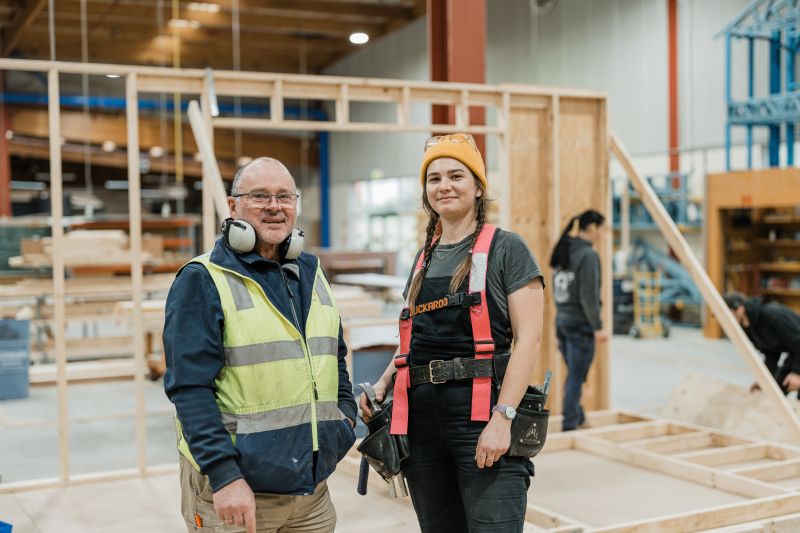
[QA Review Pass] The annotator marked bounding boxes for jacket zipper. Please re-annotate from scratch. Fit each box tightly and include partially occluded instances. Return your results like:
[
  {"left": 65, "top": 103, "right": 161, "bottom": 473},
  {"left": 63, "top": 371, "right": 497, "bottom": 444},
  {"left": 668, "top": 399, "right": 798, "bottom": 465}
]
[{"left": 280, "top": 268, "right": 320, "bottom": 452}]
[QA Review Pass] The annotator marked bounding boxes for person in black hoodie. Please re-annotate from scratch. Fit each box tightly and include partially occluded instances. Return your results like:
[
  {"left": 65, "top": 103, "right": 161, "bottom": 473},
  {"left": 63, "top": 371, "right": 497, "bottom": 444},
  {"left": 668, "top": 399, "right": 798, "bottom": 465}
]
[
  {"left": 550, "top": 210, "right": 607, "bottom": 431},
  {"left": 723, "top": 292, "right": 800, "bottom": 393}
]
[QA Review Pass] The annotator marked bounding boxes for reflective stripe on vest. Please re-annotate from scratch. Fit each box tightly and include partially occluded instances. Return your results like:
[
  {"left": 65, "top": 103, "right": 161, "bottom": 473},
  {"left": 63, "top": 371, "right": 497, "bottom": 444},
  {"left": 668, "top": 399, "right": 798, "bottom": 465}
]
[
  {"left": 175, "top": 256, "right": 342, "bottom": 470},
  {"left": 391, "top": 224, "right": 497, "bottom": 435}
]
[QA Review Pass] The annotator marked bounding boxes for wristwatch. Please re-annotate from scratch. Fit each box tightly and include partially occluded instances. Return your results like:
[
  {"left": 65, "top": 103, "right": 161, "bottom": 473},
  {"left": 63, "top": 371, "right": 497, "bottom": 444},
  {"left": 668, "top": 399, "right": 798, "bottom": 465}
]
[{"left": 492, "top": 404, "right": 517, "bottom": 420}]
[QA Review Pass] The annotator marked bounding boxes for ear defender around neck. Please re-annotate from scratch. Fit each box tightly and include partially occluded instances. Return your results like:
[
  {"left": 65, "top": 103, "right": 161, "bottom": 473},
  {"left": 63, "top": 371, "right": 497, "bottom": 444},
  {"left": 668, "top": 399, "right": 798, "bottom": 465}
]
[
  {"left": 222, "top": 218, "right": 304, "bottom": 260},
  {"left": 222, "top": 218, "right": 256, "bottom": 254},
  {"left": 280, "top": 227, "right": 305, "bottom": 260}
]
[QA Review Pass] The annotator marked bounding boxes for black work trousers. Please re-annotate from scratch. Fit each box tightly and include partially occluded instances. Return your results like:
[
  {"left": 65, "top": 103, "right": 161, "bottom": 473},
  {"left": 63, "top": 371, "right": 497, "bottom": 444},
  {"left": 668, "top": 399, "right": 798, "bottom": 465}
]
[{"left": 402, "top": 379, "right": 533, "bottom": 533}]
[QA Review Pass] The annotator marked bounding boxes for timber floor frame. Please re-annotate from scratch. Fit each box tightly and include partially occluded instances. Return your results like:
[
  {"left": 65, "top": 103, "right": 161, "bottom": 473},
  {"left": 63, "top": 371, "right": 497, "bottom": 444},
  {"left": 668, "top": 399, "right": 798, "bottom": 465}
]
[{"left": 340, "top": 411, "right": 800, "bottom": 532}]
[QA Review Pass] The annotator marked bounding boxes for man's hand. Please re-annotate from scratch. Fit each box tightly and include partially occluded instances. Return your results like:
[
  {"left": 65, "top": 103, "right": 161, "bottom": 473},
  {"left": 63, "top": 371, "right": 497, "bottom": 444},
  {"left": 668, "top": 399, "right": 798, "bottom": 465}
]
[
  {"left": 475, "top": 414, "right": 511, "bottom": 469},
  {"left": 594, "top": 330, "right": 608, "bottom": 342},
  {"left": 213, "top": 478, "right": 256, "bottom": 533},
  {"left": 783, "top": 372, "right": 800, "bottom": 392}
]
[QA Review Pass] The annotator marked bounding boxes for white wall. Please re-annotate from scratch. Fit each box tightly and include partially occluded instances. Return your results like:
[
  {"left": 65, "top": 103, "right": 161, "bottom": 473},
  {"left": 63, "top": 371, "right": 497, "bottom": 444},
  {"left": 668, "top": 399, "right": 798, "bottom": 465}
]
[
  {"left": 322, "top": 1, "right": 777, "bottom": 250},
  {"left": 323, "top": 17, "right": 430, "bottom": 185}
]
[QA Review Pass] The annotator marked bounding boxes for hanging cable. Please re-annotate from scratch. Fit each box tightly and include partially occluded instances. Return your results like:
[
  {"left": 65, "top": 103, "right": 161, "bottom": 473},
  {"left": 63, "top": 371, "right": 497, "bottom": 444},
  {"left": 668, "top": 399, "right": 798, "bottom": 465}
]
[
  {"left": 172, "top": 0, "right": 184, "bottom": 192},
  {"left": 170, "top": 0, "right": 186, "bottom": 217},
  {"left": 300, "top": 39, "right": 308, "bottom": 187},
  {"left": 48, "top": 0, "right": 55, "bottom": 61},
  {"left": 232, "top": 0, "right": 242, "bottom": 164},
  {"left": 156, "top": 0, "right": 170, "bottom": 215},
  {"left": 80, "top": 0, "right": 93, "bottom": 216}
]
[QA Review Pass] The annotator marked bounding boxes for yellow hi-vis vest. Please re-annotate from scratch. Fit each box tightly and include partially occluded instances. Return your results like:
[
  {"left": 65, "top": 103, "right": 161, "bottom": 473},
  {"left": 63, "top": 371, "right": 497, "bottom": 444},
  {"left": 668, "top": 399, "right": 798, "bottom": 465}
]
[{"left": 176, "top": 254, "right": 342, "bottom": 470}]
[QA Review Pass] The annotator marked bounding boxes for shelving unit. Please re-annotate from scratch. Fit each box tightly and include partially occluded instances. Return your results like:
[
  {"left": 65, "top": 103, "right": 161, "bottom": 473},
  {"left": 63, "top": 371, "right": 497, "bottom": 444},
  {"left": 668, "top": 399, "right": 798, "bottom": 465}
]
[{"left": 705, "top": 168, "right": 800, "bottom": 338}]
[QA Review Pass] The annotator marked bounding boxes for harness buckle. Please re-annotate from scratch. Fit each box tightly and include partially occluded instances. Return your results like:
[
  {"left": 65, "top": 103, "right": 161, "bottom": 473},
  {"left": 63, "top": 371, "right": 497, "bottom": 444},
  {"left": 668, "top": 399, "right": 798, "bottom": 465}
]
[
  {"left": 399, "top": 308, "right": 411, "bottom": 320},
  {"left": 474, "top": 340, "right": 495, "bottom": 354},
  {"left": 428, "top": 360, "right": 447, "bottom": 384}
]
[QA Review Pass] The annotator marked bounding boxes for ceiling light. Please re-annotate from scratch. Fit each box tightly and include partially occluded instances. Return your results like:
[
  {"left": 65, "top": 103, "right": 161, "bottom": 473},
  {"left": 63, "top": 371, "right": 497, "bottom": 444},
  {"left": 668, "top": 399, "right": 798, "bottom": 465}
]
[
  {"left": 237, "top": 156, "right": 253, "bottom": 167},
  {"left": 105, "top": 74, "right": 121, "bottom": 79},
  {"left": 349, "top": 32, "right": 369, "bottom": 45},
  {"left": 187, "top": 2, "right": 220, "bottom": 12},
  {"left": 168, "top": 18, "right": 201, "bottom": 30},
  {"left": 101, "top": 140, "right": 117, "bottom": 152},
  {"left": 5, "top": 130, "right": 13, "bottom": 140},
  {"left": 149, "top": 145, "right": 165, "bottom": 158}
]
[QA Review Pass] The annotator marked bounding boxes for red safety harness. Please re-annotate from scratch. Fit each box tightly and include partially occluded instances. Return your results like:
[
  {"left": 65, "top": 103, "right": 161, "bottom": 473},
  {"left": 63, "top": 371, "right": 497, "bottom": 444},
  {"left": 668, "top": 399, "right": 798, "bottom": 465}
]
[{"left": 390, "top": 224, "right": 497, "bottom": 435}]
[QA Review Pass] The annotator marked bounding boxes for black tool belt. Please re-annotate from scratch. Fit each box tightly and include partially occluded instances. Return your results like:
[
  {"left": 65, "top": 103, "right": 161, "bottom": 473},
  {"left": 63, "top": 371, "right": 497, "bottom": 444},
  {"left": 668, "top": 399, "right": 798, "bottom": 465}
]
[{"left": 409, "top": 357, "right": 494, "bottom": 387}]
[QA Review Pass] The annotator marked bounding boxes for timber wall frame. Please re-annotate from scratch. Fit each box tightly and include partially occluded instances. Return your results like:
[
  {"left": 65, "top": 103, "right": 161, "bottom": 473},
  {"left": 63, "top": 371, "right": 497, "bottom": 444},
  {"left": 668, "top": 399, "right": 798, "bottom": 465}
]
[
  {"left": 0, "top": 58, "right": 611, "bottom": 489},
  {"left": 339, "top": 411, "right": 800, "bottom": 531}
]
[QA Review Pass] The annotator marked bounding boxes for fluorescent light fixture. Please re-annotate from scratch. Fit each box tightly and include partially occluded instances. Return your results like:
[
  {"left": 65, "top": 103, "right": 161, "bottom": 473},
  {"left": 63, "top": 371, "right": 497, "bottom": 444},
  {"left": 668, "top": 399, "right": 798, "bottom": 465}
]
[
  {"left": 349, "top": 32, "right": 369, "bottom": 45},
  {"left": 187, "top": 2, "right": 220, "bottom": 12},
  {"left": 11, "top": 181, "right": 46, "bottom": 191},
  {"left": 168, "top": 18, "right": 201, "bottom": 29},
  {"left": 104, "top": 180, "right": 129, "bottom": 190},
  {"left": 105, "top": 74, "right": 121, "bottom": 79}
]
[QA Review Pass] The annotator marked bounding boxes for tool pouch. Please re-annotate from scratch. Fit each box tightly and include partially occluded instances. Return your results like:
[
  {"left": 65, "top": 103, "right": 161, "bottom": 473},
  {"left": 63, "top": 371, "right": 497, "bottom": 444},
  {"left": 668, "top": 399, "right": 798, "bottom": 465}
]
[
  {"left": 508, "top": 384, "right": 550, "bottom": 458},
  {"left": 357, "top": 401, "right": 410, "bottom": 480}
]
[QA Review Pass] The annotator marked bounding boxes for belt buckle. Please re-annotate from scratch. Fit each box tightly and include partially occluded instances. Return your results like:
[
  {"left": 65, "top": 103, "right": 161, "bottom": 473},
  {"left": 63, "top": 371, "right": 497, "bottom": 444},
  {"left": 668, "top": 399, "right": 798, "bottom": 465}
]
[{"left": 429, "top": 360, "right": 446, "bottom": 384}]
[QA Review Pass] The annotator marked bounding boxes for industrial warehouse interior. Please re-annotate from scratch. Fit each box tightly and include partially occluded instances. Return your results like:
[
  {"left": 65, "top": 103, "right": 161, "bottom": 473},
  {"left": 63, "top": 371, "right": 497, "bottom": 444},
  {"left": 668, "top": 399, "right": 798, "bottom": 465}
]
[{"left": 2, "top": 0, "right": 800, "bottom": 532}]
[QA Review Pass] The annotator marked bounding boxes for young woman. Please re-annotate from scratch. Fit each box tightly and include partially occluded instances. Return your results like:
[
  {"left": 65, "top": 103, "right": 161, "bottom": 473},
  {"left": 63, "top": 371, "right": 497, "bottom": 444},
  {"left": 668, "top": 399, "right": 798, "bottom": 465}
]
[
  {"left": 360, "top": 133, "right": 544, "bottom": 533},
  {"left": 549, "top": 209, "right": 607, "bottom": 431}
]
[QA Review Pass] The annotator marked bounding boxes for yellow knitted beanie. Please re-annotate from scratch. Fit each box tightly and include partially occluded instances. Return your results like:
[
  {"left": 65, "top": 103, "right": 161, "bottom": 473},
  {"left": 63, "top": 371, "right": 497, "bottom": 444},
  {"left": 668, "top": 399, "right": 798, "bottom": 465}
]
[{"left": 419, "top": 135, "right": 487, "bottom": 190}]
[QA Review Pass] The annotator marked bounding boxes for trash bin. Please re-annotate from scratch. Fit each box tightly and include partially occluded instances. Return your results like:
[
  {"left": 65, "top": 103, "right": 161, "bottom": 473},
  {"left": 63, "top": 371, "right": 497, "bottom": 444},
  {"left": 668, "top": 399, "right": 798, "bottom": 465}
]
[{"left": 0, "top": 319, "right": 30, "bottom": 400}]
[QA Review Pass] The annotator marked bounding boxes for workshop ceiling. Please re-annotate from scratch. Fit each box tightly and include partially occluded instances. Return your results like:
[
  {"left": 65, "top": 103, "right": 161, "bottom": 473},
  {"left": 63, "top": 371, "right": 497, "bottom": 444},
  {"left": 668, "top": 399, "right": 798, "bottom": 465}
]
[{"left": 0, "top": 0, "right": 426, "bottom": 73}]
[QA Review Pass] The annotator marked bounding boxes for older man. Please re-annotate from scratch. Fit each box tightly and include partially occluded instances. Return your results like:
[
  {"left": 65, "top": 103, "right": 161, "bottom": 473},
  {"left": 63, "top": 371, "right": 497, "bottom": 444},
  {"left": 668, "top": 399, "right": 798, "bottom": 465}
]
[{"left": 164, "top": 157, "right": 357, "bottom": 533}]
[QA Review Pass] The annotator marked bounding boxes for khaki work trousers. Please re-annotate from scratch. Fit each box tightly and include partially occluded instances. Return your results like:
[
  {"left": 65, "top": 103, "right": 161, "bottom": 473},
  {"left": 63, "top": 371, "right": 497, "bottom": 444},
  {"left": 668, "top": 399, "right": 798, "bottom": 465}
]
[{"left": 179, "top": 456, "right": 336, "bottom": 533}]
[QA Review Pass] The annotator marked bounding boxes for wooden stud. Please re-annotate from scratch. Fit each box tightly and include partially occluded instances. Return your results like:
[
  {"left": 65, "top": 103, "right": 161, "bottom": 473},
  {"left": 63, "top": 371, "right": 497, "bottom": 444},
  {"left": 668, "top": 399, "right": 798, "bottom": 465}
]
[
  {"left": 126, "top": 72, "right": 147, "bottom": 474},
  {"left": 48, "top": 68, "right": 69, "bottom": 483},
  {"left": 397, "top": 86, "right": 411, "bottom": 126},
  {"left": 611, "top": 133, "right": 800, "bottom": 445},
  {"left": 590, "top": 493, "right": 800, "bottom": 533},
  {"left": 187, "top": 101, "right": 230, "bottom": 222},
  {"left": 213, "top": 116, "right": 504, "bottom": 134},
  {"left": 731, "top": 458, "right": 800, "bottom": 482},
  {"left": 456, "top": 89, "right": 469, "bottom": 128},
  {"left": 677, "top": 443, "right": 770, "bottom": 467},
  {"left": 336, "top": 84, "right": 349, "bottom": 125},
  {"left": 201, "top": 77, "right": 217, "bottom": 252},
  {"left": 271, "top": 80, "right": 284, "bottom": 123},
  {"left": 574, "top": 435, "right": 788, "bottom": 499}
]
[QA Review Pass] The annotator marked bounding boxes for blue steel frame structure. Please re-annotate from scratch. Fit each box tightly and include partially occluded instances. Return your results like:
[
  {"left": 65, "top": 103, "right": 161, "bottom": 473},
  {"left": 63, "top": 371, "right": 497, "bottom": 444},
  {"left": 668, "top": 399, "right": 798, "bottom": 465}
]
[{"left": 719, "top": 0, "right": 800, "bottom": 170}]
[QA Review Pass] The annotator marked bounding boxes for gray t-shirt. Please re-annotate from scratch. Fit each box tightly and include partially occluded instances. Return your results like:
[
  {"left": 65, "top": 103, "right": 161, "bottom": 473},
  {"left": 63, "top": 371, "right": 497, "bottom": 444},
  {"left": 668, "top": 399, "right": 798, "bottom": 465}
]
[{"left": 404, "top": 229, "right": 544, "bottom": 321}]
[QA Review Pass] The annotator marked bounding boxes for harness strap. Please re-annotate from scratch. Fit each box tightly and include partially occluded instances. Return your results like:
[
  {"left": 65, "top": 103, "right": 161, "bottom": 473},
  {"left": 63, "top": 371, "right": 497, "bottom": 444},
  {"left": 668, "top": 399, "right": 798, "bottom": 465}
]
[
  {"left": 390, "top": 224, "right": 497, "bottom": 435},
  {"left": 469, "top": 225, "right": 496, "bottom": 422}
]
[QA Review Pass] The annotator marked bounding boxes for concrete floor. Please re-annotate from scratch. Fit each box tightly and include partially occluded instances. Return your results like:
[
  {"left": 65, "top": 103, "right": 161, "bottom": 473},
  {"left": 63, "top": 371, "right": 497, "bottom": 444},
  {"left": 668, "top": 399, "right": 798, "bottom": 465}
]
[{"left": 0, "top": 327, "right": 755, "bottom": 531}]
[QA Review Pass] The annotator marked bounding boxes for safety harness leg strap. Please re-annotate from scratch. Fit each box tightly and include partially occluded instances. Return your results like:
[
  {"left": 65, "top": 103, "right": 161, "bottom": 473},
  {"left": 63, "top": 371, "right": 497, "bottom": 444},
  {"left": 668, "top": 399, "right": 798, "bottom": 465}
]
[{"left": 391, "top": 224, "right": 498, "bottom": 435}]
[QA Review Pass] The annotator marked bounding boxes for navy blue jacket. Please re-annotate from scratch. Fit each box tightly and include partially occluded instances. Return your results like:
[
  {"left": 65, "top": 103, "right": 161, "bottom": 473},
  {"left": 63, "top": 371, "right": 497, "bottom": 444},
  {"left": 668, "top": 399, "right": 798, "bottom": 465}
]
[{"left": 163, "top": 238, "right": 357, "bottom": 494}]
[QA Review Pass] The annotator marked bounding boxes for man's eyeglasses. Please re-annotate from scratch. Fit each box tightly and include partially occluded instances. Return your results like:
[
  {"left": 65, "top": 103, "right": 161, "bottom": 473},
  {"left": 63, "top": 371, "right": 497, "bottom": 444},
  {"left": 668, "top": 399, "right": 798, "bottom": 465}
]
[
  {"left": 232, "top": 191, "right": 300, "bottom": 207},
  {"left": 423, "top": 133, "right": 478, "bottom": 153}
]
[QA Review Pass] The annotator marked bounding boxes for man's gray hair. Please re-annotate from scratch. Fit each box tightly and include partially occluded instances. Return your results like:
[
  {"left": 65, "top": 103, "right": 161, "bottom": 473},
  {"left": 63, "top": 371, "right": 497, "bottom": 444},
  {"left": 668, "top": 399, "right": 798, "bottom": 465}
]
[{"left": 230, "top": 157, "right": 287, "bottom": 196}]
